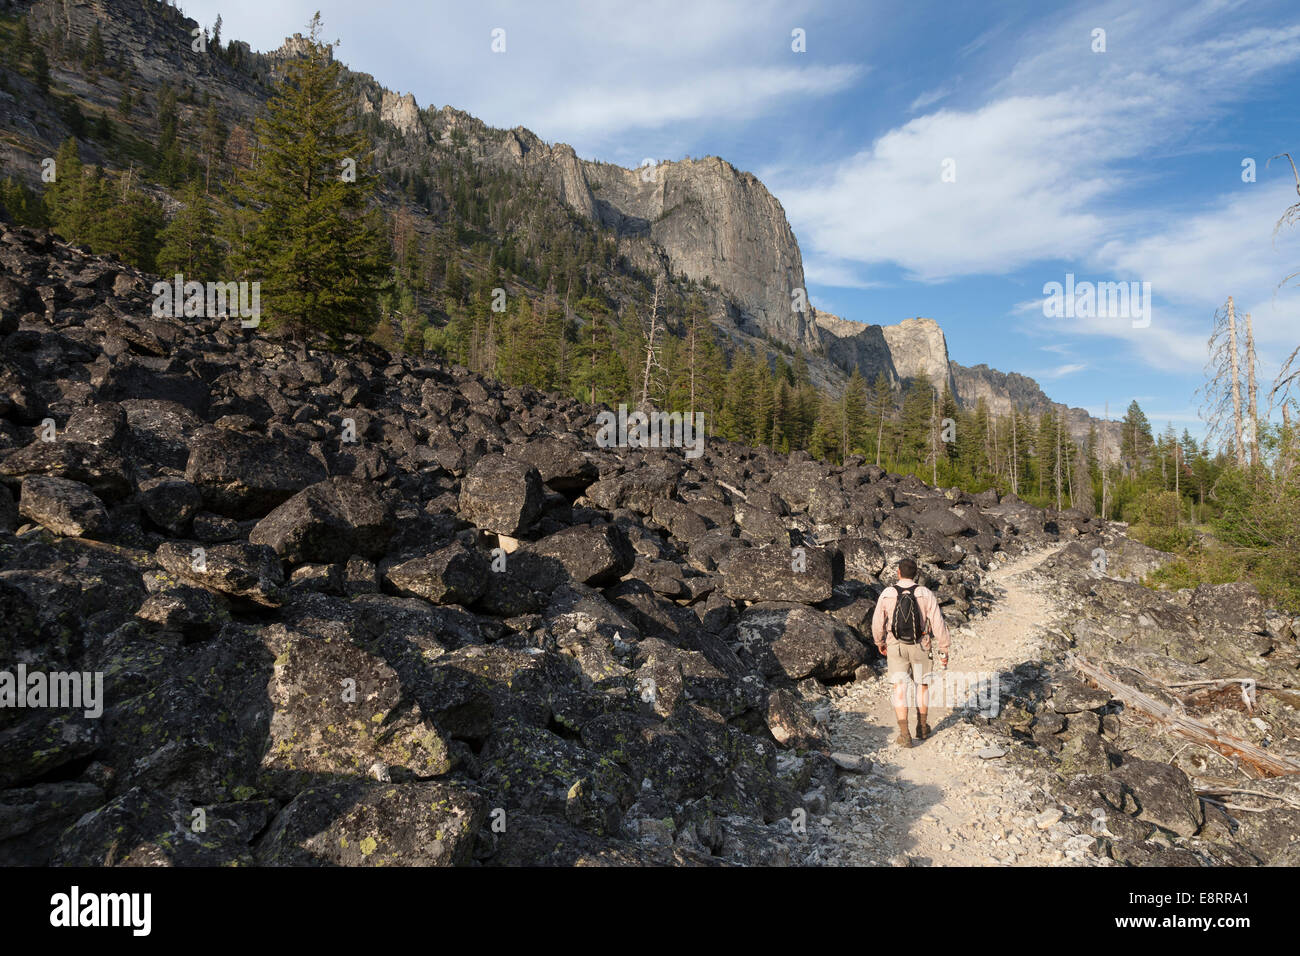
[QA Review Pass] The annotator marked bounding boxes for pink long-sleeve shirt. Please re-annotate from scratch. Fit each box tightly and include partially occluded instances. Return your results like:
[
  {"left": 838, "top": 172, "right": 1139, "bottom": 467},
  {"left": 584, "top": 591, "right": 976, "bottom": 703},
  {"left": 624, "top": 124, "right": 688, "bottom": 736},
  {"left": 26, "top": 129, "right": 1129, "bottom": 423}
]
[{"left": 870, "top": 579, "right": 951, "bottom": 654}]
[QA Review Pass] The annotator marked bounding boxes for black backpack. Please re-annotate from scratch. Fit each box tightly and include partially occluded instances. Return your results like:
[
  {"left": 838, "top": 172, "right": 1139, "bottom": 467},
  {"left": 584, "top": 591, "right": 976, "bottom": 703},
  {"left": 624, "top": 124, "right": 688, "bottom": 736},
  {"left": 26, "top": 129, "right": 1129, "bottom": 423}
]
[{"left": 891, "top": 584, "right": 924, "bottom": 644}]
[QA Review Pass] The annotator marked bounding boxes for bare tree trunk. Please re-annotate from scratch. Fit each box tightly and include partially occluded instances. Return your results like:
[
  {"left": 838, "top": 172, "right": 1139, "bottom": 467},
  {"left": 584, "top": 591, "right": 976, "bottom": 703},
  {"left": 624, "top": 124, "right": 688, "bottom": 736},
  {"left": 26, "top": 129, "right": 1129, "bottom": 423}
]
[
  {"left": 1228, "top": 297, "right": 1245, "bottom": 466},
  {"left": 688, "top": 312, "right": 697, "bottom": 412},
  {"left": 589, "top": 318, "right": 597, "bottom": 406},
  {"left": 929, "top": 389, "right": 938, "bottom": 485},
  {"left": 993, "top": 414, "right": 1002, "bottom": 489},
  {"left": 876, "top": 406, "right": 885, "bottom": 467},
  {"left": 639, "top": 277, "right": 663, "bottom": 411},
  {"left": 1246, "top": 312, "right": 1259, "bottom": 469},
  {"left": 1284, "top": 403, "right": 1295, "bottom": 482},
  {"left": 1066, "top": 440, "right": 1074, "bottom": 510},
  {"left": 1054, "top": 412, "right": 1063, "bottom": 511},
  {"left": 1101, "top": 402, "right": 1110, "bottom": 520},
  {"left": 1009, "top": 409, "right": 1018, "bottom": 495}
]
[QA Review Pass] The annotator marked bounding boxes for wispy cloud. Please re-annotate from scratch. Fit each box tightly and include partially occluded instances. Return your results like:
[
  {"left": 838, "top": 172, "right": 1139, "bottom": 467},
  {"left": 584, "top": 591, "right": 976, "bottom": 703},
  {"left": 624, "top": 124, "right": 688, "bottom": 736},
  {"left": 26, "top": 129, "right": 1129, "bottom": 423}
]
[
  {"left": 178, "top": 0, "right": 863, "bottom": 155},
  {"left": 1045, "top": 363, "right": 1087, "bottom": 378}
]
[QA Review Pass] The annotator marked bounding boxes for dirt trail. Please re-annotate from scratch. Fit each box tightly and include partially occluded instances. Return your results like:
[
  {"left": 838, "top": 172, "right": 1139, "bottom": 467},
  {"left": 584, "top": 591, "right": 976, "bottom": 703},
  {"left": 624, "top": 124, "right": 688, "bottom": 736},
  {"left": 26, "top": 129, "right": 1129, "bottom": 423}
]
[{"left": 805, "top": 545, "right": 1108, "bottom": 867}]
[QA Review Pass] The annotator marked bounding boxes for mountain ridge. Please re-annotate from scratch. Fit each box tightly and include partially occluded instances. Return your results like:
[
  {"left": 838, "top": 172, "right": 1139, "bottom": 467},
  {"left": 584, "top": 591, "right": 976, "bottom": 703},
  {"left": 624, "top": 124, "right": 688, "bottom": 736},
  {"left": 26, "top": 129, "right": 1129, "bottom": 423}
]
[{"left": 0, "top": 0, "right": 1117, "bottom": 454}]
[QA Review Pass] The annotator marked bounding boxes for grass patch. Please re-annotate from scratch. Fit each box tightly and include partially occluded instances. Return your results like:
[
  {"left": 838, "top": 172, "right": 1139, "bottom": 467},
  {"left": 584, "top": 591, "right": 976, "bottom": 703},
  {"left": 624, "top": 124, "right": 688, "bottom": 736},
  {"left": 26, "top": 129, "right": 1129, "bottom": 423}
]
[{"left": 1139, "top": 536, "right": 1300, "bottom": 615}]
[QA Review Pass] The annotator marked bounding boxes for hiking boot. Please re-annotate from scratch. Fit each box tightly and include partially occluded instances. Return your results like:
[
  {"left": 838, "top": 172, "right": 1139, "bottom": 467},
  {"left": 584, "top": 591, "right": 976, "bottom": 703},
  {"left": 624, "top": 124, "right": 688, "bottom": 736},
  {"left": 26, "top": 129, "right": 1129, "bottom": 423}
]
[
  {"left": 895, "top": 720, "right": 912, "bottom": 748},
  {"left": 915, "top": 715, "right": 930, "bottom": 740}
]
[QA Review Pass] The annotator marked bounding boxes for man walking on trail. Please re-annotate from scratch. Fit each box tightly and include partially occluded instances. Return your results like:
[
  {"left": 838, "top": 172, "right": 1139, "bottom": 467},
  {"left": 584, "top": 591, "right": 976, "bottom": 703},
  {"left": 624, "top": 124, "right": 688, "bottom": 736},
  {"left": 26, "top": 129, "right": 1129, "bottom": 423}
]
[{"left": 870, "top": 558, "right": 951, "bottom": 748}]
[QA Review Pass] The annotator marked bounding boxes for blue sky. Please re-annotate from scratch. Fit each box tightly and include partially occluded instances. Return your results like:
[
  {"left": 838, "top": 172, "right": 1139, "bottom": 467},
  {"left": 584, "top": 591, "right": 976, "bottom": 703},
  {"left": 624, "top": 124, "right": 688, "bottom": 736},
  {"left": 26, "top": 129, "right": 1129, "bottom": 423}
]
[{"left": 179, "top": 0, "right": 1300, "bottom": 441}]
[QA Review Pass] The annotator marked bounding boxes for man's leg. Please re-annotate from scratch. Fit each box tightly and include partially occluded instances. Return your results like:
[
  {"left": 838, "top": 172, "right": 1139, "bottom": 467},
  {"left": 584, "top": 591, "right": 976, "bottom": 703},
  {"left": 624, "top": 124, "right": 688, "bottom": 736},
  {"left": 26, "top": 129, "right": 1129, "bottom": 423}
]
[
  {"left": 915, "top": 649, "right": 934, "bottom": 740},
  {"left": 887, "top": 643, "right": 913, "bottom": 746}
]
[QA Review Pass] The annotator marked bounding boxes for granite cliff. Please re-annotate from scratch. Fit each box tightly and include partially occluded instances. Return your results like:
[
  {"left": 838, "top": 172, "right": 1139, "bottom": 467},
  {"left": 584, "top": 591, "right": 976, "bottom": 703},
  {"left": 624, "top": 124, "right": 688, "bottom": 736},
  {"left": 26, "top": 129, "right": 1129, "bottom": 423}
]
[{"left": 0, "top": 0, "right": 1110, "bottom": 443}]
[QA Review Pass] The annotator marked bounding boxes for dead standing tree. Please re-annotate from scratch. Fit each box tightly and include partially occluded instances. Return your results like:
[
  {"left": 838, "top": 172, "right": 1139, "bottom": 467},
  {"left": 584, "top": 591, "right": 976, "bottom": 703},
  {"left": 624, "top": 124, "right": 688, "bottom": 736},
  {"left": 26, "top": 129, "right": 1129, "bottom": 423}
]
[
  {"left": 1199, "top": 296, "right": 1251, "bottom": 466},
  {"left": 1267, "top": 153, "right": 1300, "bottom": 443},
  {"left": 639, "top": 275, "right": 666, "bottom": 412}
]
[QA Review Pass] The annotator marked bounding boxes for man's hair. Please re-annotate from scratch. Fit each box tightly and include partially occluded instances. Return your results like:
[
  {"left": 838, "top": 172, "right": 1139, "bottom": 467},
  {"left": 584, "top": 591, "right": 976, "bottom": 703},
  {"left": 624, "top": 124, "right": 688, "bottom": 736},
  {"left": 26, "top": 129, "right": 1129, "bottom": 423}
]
[{"left": 898, "top": 558, "right": 917, "bottom": 580}]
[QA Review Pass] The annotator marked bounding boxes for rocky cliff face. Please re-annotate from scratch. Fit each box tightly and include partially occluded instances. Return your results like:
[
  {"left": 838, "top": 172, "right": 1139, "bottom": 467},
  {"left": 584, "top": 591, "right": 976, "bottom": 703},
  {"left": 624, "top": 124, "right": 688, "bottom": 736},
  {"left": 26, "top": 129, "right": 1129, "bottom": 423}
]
[
  {"left": 879, "top": 317, "right": 955, "bottom": 395},
  {"left": 952, "top": 363, "right": 1124, "bottom": 462},
  {"left": 2, "top": 0, "right": 1111, "bottom": 443},
  {"left": 577, "top": 156, "right": 810, "bottom": 347}
]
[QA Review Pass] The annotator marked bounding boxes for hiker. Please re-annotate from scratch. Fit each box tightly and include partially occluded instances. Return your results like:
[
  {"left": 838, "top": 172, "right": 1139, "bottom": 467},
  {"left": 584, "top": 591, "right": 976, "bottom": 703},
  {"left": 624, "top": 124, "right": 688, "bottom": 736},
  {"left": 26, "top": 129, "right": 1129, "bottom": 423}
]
[{"left": 870, "top": 557, "right": 951, "bottom": 748}]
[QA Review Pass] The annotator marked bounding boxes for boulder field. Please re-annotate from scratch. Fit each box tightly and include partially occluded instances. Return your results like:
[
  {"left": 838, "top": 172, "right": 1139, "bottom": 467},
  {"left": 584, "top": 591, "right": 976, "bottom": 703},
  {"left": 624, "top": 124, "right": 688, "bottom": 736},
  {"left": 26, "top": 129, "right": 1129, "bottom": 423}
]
[{"left": 1, "top": 225, "right": 1295, "bottom": 866}]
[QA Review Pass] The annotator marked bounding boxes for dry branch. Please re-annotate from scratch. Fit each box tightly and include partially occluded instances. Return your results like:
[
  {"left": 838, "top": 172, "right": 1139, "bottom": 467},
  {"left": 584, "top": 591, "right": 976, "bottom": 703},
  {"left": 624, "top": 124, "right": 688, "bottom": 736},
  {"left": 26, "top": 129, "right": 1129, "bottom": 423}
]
[{"left": 1067, "top": 654, "right": 1300, "bottom": 779}]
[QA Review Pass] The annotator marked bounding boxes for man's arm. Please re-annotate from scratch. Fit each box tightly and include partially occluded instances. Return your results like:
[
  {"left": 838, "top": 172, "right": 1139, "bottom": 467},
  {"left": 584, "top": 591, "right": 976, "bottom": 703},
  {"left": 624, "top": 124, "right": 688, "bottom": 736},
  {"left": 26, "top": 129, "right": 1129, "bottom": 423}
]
[
  {"left": 920, "top": 587, "right": 950, "bottom": 654},
  {"left": 870, "top": 588, "right": 893, "bottom": 650}
]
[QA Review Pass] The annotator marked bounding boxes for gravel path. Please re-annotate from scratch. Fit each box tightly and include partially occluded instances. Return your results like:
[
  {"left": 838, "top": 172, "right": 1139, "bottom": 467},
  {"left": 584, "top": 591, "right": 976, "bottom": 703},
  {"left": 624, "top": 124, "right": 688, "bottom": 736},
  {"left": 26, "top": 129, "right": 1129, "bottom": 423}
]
[{"left": 800, "top": 546, "right": 1111, "bottom": 866}]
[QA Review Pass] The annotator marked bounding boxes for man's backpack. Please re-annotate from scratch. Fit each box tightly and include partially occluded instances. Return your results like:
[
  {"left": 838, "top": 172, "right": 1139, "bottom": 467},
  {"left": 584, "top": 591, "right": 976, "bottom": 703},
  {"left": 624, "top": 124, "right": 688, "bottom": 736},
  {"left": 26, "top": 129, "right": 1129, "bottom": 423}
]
[{"left": 891, "top": 584, "right": 924, "bottom": 644}]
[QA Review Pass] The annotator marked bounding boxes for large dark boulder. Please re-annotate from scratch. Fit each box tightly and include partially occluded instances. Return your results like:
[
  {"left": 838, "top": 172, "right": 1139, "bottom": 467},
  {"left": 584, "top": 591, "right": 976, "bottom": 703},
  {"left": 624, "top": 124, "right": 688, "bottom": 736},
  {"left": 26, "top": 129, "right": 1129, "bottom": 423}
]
[
  {"left": 258, "top": 782, "right": 486, "bottom": 866},
  {"left": 250, "top": 477, "right": 395, "bottom": 564},
  {"left": 458, "top": 455, "right": 544, "bottom": 535},
  {"left": 530, "top": 523, "right": 635, "bottom": 586},
  {"left": 735, "top": 603, "right": 870, "bottom": 682},
  {"left": 720, "top": 544, "right": 833, "bottom": 604},
  {"left": 384, "top": 542, "right": 490, "bottom": 605},
  {"left": 260, "top": 628, "right": 454, "bottom": 793},
  {"left": 185, "top": 427, "right": 327, "bottom": 519},
  {"left": 17, "top": 475, "right": 110, "bottom": 538},
  {"left": 155, "top": 540, "right": 286, "bottom": 607}
]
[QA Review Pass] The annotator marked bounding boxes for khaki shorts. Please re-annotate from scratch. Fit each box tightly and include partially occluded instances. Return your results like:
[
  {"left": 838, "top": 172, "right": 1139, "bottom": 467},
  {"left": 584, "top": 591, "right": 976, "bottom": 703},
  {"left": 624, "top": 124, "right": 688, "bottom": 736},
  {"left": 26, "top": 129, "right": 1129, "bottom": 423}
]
[{"left": 887, "top": 640, "right": 934, "bottom": 685}]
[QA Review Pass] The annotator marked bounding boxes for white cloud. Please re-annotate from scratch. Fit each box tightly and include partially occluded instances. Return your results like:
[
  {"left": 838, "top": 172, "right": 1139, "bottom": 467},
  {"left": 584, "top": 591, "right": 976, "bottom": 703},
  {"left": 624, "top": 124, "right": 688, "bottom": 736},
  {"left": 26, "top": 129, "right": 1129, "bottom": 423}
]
[
  {"left": 177, "top": 0, "right": 862, "bottom": 154},
  {"left": 1046, "top": 363, "right": 1087, "bottom": 378},
  {"left": 908, "top": 85, "right": 952, "bottom": 113},
  {"left": 775, "top": 0, "right": 1300, "bottom": 378},
  {"left": 529, "top": 65, "right": 861, "bottom": 139}
]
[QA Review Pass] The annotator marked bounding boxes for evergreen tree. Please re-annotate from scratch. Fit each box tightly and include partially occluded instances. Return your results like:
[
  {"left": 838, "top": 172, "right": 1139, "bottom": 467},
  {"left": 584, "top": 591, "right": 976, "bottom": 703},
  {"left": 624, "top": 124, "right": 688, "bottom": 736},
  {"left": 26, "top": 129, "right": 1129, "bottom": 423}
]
[
  {"left": 939, "top": 384, "right": 959, "bottom": 465},
  {"left": 0, "top": 177, "right": 47, "bottom": 228},
  {"left": 771, "top": 378, "right": 793, "bottom": 453},
  {"left": 234, "top": 15, "right": 389, "bottom": 343},
  {"left": 84, "top": 22, "right": 106, "bottom": 69},
  {"left": 32, "top": 47, "right": 50, "bottom": 95},
  {"left": 44, "top": 138, "right": 85, "bottom": 238},
  {"left": 808, "top": 391, "right": 841, "bottom": 462},
  {"left": 13, "top": 17, "right": 31, "bottom": 63},
  {"left": 1120, "top": 400, "right": 1154, "bottom": 475},
  {"left": 156, "top": 180, "right": 222, "bottom": 280},
  {"left": 201, "top": 103, "right": 227, "bottom": 191},
  {"left": 843, "top": 369, "right": 869, "bottom": 456},
  {"left": 900, "top": 379, "right": 932, "bottom": 462}
]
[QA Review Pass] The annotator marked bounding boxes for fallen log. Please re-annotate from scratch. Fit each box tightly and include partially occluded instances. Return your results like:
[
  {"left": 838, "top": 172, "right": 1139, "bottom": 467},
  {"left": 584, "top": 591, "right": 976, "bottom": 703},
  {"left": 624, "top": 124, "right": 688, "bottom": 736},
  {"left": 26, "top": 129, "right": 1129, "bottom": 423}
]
[{"left": 1067, "top": 653, "right": 1300, "bottom": 779}]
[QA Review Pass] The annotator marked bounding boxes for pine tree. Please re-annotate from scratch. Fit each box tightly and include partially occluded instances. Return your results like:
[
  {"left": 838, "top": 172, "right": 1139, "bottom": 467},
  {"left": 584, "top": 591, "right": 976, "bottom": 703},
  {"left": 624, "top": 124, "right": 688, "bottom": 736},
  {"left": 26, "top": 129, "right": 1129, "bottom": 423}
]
[
  {"left": 969, "top": 398, "right": 991, "bottom": 477},
  {"left": 84, "top": 22, "right": 106, "bottom": 69},
  {"left": 32, "top": 47, "right": 50, "bottom": 95},
  {"left": 156, "top": 180, "right": 222, "bottom": 280},
  {"left": 843, "top": 370, "right": 868, "bottom": 457},
  {"left": 1120, "top": 400, "right": 1154, "bottom": 475},
  {"left": 900, "top": 379, "right": 932, "bottom": 463},
  {"left": 201, "top": 103, "right": 227, "bottom": 192},
  {"left": 234, "top": 15, "right": 389, "bottom": 343},
  {"left": 939, "top": 385, "right": 959, "bottom": 467},
  {"left": 44, "top": 138, "right": 84, "bottom": 234},
  {"left": 13, "top": 17, "right": 31, "bottom": 63},
  {"left": 771, "top": 378, "right": 792, "bottom": 453}
]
